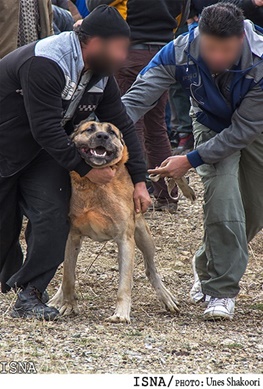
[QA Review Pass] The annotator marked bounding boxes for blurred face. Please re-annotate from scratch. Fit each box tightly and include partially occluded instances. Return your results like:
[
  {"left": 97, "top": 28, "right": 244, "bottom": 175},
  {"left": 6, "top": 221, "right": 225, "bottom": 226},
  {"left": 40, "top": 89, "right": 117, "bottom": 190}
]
[
  {"left": 199, "top": 33, "right": 244, "bottom": 73},
  {"left": 82, "top": 36, "right": 130, "bottom": 76}
]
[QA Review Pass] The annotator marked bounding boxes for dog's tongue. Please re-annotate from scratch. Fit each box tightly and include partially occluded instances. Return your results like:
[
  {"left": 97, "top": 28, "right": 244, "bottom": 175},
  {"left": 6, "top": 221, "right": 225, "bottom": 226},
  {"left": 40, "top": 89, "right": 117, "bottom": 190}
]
[
  {"left": 90, "top": 147, "right": 107, "bottom": 157},
  {"left": 95, "top": 146, "right": 106, "bottom": 155}
]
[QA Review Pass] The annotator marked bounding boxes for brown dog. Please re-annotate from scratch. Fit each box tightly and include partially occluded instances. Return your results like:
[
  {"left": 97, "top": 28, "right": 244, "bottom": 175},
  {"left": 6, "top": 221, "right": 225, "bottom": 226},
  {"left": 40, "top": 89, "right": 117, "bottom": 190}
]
[{"left": 49, "top": 121, "right": 181, "bottom": 323}]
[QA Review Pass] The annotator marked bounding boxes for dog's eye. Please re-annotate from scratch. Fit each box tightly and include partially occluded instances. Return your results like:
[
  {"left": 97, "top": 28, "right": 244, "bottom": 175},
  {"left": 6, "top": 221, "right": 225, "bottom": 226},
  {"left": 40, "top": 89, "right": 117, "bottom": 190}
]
[
  {"left": 81, "top": 127, "right": 95, "bottom": 134},
  {"left": 108, "top": 129, "right": 117, "bottom": 137}
]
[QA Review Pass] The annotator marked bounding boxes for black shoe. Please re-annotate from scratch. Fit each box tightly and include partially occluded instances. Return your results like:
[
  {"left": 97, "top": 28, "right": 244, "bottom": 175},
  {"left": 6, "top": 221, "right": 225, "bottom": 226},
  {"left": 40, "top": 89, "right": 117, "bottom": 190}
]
[
  {"left": 169, "top": 130, "right": 180, "bottom": 148},
  {"left": 10, "top": 285, "right": 59, "bottom": 321},
  {"left": 41, "top": 290, "right": 49, "bottom": 304},
  {"left": 148, "top": 198, "right": 178, "bottom": 214}
]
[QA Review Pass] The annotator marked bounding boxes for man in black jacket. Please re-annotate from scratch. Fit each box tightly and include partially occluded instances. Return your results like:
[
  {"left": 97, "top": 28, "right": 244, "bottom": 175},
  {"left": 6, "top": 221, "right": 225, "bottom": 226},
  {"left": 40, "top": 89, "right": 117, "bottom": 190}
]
[{"left": 0, "top": 5, "right": 150, "bottom": 321}]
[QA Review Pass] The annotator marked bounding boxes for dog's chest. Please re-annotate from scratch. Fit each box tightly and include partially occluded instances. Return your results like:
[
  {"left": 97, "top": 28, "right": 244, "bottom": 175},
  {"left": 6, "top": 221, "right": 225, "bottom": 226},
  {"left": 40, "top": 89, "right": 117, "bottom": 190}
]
[{"left": 69, "top": 180, "right": 134, "bottom": 242}]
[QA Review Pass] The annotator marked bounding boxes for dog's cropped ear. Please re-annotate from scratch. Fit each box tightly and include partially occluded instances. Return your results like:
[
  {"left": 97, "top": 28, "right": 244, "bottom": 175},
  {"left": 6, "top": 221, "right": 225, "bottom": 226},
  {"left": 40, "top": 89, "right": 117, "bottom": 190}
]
[
  {"left": 107, "top": 123, "right": 125, "bottom": 145},
  {"left": 71, "top": 120, "right": 87, "bottom": 139},
  {"left": 119, "top": 132, "right": 125, "bottom": 146},
  {"left": 71, "top": 123, "right": 81, "bottom": 139}
]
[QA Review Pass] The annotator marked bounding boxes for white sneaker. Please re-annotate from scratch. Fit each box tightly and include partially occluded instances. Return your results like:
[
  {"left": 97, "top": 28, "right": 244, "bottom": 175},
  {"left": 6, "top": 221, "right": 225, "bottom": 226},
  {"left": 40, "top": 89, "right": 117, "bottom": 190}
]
[
  {"left": 190, "top": 256, "right": 211, "bottom": 306},
  {"left": 203, "top": 297, "right": 235, "bottom": 321}
]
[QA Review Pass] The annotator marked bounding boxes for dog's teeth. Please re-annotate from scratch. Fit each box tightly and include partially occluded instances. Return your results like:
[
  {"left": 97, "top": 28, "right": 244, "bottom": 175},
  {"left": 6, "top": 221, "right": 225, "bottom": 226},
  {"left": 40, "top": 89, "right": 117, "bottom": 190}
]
[{"left": 92, "top": 150, "right": 107, "bottom": 157}]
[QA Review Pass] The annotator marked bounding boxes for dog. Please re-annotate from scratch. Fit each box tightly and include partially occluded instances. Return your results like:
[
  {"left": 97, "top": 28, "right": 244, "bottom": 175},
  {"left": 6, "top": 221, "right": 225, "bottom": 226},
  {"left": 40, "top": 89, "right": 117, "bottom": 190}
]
[{"left": 49, "top": 121, "right": 193, "bottom": 323}]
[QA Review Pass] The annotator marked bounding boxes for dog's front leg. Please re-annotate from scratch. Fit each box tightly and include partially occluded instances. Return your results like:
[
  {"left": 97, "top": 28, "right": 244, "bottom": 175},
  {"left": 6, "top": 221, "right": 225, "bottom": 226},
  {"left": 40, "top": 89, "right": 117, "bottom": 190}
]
[
  {"left": 48, "top": 231, "right": 83, "bottom": 316},
  {"left": 106, "top": 230, "right": 135, "bottom": 324},
  {"left": 135, "top": 215, "right": 180, "bottom": 313}
]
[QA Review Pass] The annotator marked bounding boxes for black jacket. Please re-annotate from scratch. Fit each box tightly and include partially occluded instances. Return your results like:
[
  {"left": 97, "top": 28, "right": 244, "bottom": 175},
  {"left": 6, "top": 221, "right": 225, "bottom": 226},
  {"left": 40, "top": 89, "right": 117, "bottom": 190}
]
[
  {"left": 0, "top": 32, "right": 146, "bottom": 183},
  {"left": 87, "top": 0, "right": 190, "bottom": 43}
]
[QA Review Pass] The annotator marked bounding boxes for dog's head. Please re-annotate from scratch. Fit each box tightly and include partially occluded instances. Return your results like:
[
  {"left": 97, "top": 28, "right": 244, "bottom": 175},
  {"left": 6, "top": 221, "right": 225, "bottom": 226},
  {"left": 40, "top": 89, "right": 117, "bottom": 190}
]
[{"left": 72, "top": 121, "right": 128, "bottom": 168}]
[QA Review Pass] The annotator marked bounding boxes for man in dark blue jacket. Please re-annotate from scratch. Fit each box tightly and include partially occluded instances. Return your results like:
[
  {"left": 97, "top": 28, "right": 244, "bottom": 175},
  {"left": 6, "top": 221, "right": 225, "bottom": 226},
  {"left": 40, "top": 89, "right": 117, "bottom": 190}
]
[{"left": 123, "top": 3, "right": 263, "bottom": 321}]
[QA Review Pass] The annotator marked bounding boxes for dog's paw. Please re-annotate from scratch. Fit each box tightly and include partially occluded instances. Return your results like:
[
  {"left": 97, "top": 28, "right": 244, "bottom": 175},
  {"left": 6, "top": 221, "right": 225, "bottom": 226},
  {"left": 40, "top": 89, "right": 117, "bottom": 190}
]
[
  {"left": 157, "top": 288, "right": 180, "bottom": 314},
  {"left": 48, "top": 289, "right": 64, "bottom": 310},
  {"left": 48, "top": 289, "right": 79, "bottom": 316},
  {"left": 58, "top": 301, "right": 79, "bottom": 316},
  {"left": 105, "top": 314, "right": 131, "bottom": 324}
]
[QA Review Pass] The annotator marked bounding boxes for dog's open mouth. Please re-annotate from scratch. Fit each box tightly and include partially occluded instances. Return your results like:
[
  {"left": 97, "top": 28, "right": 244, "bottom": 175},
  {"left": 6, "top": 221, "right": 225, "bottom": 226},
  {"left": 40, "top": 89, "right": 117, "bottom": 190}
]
[{"left": 80, "top": 146, "right": 113, "bottom": 158}]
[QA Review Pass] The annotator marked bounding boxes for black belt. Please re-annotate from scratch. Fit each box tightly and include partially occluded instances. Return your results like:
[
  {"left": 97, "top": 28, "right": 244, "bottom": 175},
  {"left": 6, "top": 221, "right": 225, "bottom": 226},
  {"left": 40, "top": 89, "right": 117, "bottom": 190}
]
[{"left": 130, "top": 43, "right": 166, "bottom": 51}]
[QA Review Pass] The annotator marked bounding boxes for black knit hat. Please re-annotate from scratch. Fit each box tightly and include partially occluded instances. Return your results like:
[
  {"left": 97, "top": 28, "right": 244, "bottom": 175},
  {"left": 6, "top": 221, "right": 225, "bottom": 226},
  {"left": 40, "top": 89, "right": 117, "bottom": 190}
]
[{"left": 80, "top": 5, "right": 130, "bottom": 38}]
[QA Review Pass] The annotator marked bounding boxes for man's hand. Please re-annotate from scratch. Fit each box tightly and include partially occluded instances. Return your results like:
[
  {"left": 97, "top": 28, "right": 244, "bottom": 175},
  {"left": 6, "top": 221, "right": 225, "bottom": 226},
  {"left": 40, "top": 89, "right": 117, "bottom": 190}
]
[
  {"left": 73, "top": 19, "right": 83, "bottom": 29},
  {"left": 254, "top": 0, "right": 263, "bottom": 6},
  {"left": 86, "top": 167, "right": 115, "bottom": 185},
  {"left": 133, "top": 182, "right": 152, "bottom": 214},
  {"left": 148, "top": 155, "right": 192, "bottom": 179}
]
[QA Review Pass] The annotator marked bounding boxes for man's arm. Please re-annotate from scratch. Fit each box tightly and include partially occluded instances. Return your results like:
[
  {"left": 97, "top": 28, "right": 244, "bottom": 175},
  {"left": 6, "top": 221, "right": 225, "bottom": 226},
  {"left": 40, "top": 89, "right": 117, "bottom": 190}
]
[
  {"left": 122, "top": 41, "right": 177, "bottom": 124},
  {"left": 68, "top": 0, "right": 82, "bottom": 21},
  {"left": 20, "top": 56, "right": 91, "bottom": 176},
  {"left": 150, "top": 81, "right": 263, "bottom": 180},
  {"left": 95, "top": 76, "right": 147, "bottom": 184},
  {"left": 189, "top": 82, "right": 263, "bottom": 167}
]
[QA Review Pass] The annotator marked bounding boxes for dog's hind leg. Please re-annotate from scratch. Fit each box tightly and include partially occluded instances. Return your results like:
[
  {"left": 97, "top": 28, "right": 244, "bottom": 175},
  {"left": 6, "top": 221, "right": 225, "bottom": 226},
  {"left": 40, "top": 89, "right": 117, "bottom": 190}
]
[
  {"left": 106, "top": 228, "right": 135, "bottom": 324},
  {"left": 134, "top": 215, "right": 180, "bottom": 313},
  {"left": 48, "top": 231, "right": 83, "bottom": 316}
]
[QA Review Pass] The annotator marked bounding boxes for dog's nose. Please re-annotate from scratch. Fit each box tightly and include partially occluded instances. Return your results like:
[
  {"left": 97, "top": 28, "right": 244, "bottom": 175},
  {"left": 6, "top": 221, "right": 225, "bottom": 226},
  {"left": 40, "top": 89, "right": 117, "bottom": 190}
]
[{"left": 96, "top": 132, "right": 109, "bottom": 140}]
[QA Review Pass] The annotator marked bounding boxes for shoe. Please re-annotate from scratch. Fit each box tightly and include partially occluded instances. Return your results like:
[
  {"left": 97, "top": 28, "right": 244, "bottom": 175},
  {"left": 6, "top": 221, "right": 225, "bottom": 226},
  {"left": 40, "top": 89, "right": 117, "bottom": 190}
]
[
  {"left": 148, "top": 198, "right": 178, "bottom": 214},
  {"left": 190, "top": 256, "right": 211, "bottom": 306},
  {"left": 173, "top": 133, "right": 194, "bottom": 155},
  {"left": 203, "top": 297, "right": 235, "bottom": 321},
  {"left": 10, "top": 285, "right": 59, "bottom": 321},
  {"left": 41, "top": 290, "right": 49, "bottom": 304},
  {"left": 169, "top": 130, "right": 180, "bottom": 148}
]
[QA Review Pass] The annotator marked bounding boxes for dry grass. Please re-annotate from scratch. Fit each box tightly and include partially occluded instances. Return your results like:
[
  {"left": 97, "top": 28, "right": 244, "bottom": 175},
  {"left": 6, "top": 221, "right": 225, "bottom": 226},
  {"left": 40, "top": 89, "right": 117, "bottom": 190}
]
[{"left": 0, "top": 171, "right": 262, "bottom": 374}]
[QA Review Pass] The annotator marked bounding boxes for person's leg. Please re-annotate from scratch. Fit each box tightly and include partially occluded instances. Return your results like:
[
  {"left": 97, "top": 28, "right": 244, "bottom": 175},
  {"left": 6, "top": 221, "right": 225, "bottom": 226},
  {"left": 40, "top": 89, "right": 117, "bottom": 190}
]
[
  {"left": 117, "top": 48, "right": 177, "bottom": 207},
  {"left": 0, "top": 175, "right": 23, "bottom": 293},
  {"left": 7, "top": 150, "right": 71, "bottom": 293},
  {"left": 192, "top": 119, "right": 248, "bottom": 299},
  {"left": 170, "top": 82, "right": 194, "bottom": 154},
  {"left": 239, "top": 134, "right": 263, "bottom": 242},
  {"left": 136, "top": 48, "right": 178, "bottom": 204},
  {"left": 116, "top": 49, "right": 147, "bottom": 158},
  {"left": 144, "top": 89, "right": 177, "bottom": 201},
  {"left": 168, "top": 84, "right": 178, "bottom": 134}
]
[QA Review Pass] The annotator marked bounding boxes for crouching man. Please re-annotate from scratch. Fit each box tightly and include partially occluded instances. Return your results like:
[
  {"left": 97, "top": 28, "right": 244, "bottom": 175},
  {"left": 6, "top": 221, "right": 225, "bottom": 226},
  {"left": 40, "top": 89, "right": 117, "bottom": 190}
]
[
  {"left": 122, "top": 3, "right": 263, "bottom": 320},
  {"left": 0, "top": 5, "right": 151, "bottom": 320}
]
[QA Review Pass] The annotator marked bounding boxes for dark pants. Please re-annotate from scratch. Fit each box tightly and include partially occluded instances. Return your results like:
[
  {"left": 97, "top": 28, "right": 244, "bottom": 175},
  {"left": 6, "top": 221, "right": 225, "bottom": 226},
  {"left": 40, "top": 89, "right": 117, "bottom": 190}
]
[
  {"left": 169, "top": 25, "right": 192, "bottom": 137},
  {"left": 169, "top": 82, "right": 193, "bottom": 135},
  {"left": 117, "top": 47, "right": 177, "bottom": 201},
  {"left": 0, "top": 151, "right": 71, "bottom": 294}
]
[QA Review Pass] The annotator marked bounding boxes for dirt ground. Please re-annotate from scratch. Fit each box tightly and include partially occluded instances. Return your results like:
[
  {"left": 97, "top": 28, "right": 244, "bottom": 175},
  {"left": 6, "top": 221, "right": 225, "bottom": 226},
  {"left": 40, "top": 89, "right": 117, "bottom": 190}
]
[{"left": 0, "top": 170, "right": 262, "bottom": 374}]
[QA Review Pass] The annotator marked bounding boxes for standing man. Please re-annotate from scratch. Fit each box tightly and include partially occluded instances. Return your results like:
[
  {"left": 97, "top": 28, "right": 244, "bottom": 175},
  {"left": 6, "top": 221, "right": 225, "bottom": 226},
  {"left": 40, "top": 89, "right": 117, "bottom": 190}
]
[
  {"left": 0, "top": 5, "right": 150, "bottom": 321},
  {"left": 87, "top": 0, "right": 190, "bottom": 213},
  {"left": 122, "top": 3, "right": 263, "bottom": 320},
  {"left": 0, "top": 0, "right": 53, "bottom": 58}
]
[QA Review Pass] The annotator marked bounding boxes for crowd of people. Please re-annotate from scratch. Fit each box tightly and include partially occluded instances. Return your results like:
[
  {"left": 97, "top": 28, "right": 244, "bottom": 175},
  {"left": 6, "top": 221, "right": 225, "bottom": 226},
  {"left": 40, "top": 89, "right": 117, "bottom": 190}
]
[{"left": 0, "top": 1, "right": 263, "bottom": 322}]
